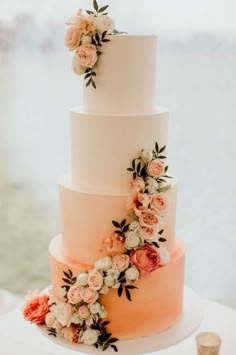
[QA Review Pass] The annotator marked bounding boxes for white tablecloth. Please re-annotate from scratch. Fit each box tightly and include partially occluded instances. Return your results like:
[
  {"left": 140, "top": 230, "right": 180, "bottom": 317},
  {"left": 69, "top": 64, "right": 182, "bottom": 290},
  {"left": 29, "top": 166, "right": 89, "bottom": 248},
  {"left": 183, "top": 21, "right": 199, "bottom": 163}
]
[{"left": 0, "top": 290, "right": 235, "bottom": 355}]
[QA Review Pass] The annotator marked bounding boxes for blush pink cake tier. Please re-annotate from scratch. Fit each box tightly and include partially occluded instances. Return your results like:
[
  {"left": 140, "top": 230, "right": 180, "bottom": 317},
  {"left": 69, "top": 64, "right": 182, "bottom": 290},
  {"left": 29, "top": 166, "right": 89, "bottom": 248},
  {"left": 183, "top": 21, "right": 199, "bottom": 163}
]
[{"left": 49, "top": 34, "right": 185, "bottom": 341}]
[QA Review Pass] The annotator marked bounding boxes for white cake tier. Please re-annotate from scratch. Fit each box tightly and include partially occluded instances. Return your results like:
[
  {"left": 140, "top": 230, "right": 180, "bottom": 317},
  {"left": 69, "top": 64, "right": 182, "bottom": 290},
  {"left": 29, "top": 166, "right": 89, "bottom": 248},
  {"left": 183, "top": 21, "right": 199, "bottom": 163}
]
[
  {"left": 82, "top": 35, "right": 157, "bottom": 115},
  {"left": 59, "top": 174, "right": 177, "bottom": 265},
  {"left": 70, "top": 108, "right": 168, "bottom": 194}
]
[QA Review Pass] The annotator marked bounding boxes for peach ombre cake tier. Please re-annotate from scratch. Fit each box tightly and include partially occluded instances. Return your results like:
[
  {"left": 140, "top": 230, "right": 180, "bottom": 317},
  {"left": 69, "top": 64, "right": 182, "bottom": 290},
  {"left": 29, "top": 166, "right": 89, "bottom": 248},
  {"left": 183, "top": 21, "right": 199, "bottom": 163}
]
[{"left": 22, "top": 1, "right": 185, "bottom": 352}]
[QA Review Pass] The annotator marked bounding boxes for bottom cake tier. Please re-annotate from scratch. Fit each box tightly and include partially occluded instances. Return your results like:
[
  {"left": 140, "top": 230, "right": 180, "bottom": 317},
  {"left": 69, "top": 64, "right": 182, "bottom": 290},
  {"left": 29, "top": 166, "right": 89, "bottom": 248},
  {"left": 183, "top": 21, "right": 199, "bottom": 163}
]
[{"left": 49, "top": 235, "right": 185, "bottom": 339}]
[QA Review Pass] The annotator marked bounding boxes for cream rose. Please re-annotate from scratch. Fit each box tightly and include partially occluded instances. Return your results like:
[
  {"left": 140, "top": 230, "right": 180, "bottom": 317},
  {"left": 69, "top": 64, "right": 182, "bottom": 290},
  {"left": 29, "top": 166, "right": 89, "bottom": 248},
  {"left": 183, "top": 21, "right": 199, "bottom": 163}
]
[
  {"left": 72, "top": 56, "right": 86, "bottom": 76},
  {"left": 78, "top": 305, "right": 90, "bottom": 319},
  {"left": 54, "top": 303, "right": 73, "bottom": 327},
  {"left": 75, "top": 44, "right": 97, "bottom": 68},
  {"left": 89, "top": 302, "right": 101, "bottom": 315},
  {"left": 112, "top": 254, "right": 130, "bottom": 272},
  {"left": 104, "top": 275, "right": 115, "bottom": 287},
  {"left": 141, "top": 150, "right": 153, "bottom": 163},
  {"left": 94, "top": 15, "right": 115, "bottom": 34},
  {"left": 76, "top": 272, "right": 88, "bottom": 287},
  {"left": 80, "top": 287, "right": 98, "bottom": 304},
  {"left": 65, "top": 26, "right": 81, "bottom": 50},
  {"left": 151, "top": 193, "right": 168, "bottom": 213},
  {"left": 125, "top": 231, "right": 141, "bottom": 250},
  {"left": 125, "top": 267, "right": 140, "bottom": 281},
  {"left": 88, "top": 269, "right": 103, "bottom": 291},
  {"left": 81, "top": 328, "right": 99, "bottom": 345},
  {"left": 159, "top": 247, "right": 170, "bottom": 265},
  {"left": 129, "top": 221, "right": 140, "bottom": 232},
  {"left": 48, "top": 286, "right": 66, "bottom": 305},
  {"left": 67, "top": 284, "right": 82, "bottom": 305},
  {"left": 95, "top": 256, "right": 112, "bottom": 271},
  {"left": 147, "top": 159, "right": 165, "bottom": 178},
  {"left": 146, "top": 177, "right": 159, "bottom": 194}
]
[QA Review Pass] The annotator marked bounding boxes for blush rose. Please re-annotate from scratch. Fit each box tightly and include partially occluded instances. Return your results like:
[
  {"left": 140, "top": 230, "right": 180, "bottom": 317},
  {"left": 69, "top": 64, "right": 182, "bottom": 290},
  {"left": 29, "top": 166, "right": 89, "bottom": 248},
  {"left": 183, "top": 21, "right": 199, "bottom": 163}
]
[
  {"left": 139, "top": 209, "right": 159, "bottom": 228},
  {"left": 112, "top": 254, "right": 130, "bottom": 272},
  {"left": 80, "top": 287, "right": 98, "bottom": 304},
  {"left": 75, "top": 44, "right": 97, "bottom": 68},
  {"left": 54, "top": 303, "right": 73, "bottom": 327},
  {"left": 87, "top": 269, "right": 103, "bottom": 291},
  {"left": 131, "top": 177, "right": 145, "bottom": 193},
  {"left": 147, "top": 159, "right": 165, "bottom": 178},
  {"left": 65, "top": 26, "right": 82, "bottom": 50},
  {"left": 151, "top": 193, "right": 168, "bottom": 212},
  {"left": 23, "top": 294, "right": 49, "bottom": 325},
  {"left": 67, "top": 284, "right": 82, "bottom": 305},
  {"left": 130, "top": 244, "right": 160, "bottom": 273}
]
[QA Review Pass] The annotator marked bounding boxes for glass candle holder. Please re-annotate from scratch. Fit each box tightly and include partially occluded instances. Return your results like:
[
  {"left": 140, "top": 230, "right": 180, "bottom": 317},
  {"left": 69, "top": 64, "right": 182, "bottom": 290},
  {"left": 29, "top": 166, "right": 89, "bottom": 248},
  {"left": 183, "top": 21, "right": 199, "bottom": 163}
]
[{"left": 196, "top": 332, "right": 221, "bottom": 355}]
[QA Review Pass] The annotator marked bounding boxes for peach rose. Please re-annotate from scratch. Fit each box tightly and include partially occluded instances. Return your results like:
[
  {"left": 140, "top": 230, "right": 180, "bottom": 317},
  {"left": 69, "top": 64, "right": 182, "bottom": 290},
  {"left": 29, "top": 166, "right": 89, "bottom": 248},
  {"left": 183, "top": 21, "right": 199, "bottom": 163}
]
[
  {"left": 61, "top": 325, "right": 79, "bottom": 343},
  {"left": 112, "top": 254, "right": 130, "bottom": 272},
  {"left": 87, "top": 270, "right": 103, "bottom": 291},
  {"left": 65, "top": 26, "right": 82, "bottom": 50},
  {"left": 139, "top": 209, "right": 159, "bottom": 228},
  {"left": 45, "top": 312, "right": 63, "bottom": 330},
  {"left": 75, "top": 44, "right": 97, "bottom": 68},
  {"left": 101, "top": 234, "right": 126, "bottom": 256},
  {"left": 78, "top": 305, "right": 90, "bottom": 319},
  {"left": 23, "top": 294, "right": 49, "bottom": 325},
  {"left": 131, "top": 177, "right": 145, "bottom": 193},
  {"left": 66, "top": 9, "right": 95, "bottom": 35},
  {"left": 139, "top": 225, "right": 158, "bottom": 241},
  {"left": 130, "top": 244, "right": 160, "bottom": 273},
  {"left": 151, "top": 193, "right": 168, "bottom": 212},
  {"left": 147, "top": 159, "right": 165, "bottom": 178},
  {"left": 68, "top": 284, "right": 82, "bottom": 305},
  {"left": 54, "top": 303, "right": 73, "bottom": 327},
  {"left": 80, "top": 287, "right": 98, "bottom": 304},
  {"left": 48, "top": 286, "right": 66, "bottom": 305}
]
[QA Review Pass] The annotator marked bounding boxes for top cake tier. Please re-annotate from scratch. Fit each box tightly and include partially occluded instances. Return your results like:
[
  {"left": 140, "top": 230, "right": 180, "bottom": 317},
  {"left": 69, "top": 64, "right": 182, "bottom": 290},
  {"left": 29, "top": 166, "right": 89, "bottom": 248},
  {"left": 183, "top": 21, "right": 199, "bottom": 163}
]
[{"left": 82, "top": 34, "right": 157, "bottom": 115}]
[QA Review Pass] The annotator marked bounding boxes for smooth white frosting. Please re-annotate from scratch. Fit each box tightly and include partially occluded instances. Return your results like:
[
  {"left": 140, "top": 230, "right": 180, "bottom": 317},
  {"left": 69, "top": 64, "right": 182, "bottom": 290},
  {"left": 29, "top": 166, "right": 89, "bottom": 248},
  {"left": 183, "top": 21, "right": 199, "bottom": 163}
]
[
  {"left": 70, "top": 107, "right": 168, "bottom": 194},
  {"left": 82, "top": 35, "right": 157, "bottom": 115}
]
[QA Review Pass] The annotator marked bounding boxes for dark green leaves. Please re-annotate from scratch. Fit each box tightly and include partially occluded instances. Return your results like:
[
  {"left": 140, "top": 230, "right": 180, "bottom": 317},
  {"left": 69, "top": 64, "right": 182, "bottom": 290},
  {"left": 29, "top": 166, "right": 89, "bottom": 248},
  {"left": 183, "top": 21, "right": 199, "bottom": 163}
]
[
  {"left": 117, "top": 283, "right": 138, "bottom": 301},
  {"left": 112, "top": 219, "right": 129, "bottom": 237},
  {"left": 127, "top": 158, "right": 146, "bottom": 179},
  {"left": 93, "top": 0, "right": 99, "bottom": 12},
  {"left": 99, "top": 5, "right": 109, "bottom": 13},
  {"left": 62, "top": 269, "right": 76, "bottom": 290},
  {"left": 47, "top": 327, "right": 57, "bottom": 337},
  {"left": 93, "top": 318, "right": 119, "bottom": 352},
  {"left": 84, "top": 69, "right": 97, "bottom": 89}
]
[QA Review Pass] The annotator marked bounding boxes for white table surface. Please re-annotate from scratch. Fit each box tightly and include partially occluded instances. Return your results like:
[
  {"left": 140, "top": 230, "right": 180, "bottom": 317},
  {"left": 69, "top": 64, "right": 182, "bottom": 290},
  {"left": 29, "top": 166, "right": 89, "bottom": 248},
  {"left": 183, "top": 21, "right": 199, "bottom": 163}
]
[{"left": 0, "top": 291, "right": 235, "bottom": 355}]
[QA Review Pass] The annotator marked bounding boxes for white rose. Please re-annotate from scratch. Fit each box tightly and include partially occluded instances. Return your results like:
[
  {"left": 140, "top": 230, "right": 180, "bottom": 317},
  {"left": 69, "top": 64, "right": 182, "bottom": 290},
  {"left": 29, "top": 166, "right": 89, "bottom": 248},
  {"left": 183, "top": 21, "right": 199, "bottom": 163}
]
[
  {"left": 106, "top": 268, "right": 120, "bottom": 280},
  {"left": 129, "top": 221, "right": 140, "bottom": 232},
  {"left": 100, "top": 305, "right": 107, "bottom": 318},
  {"left": 125, "top": 267, "right": 140, "bottom": 281},
  {"left": 89, "top": 302, "right": 101, "bottom": 314},
  {"left": 54, "top": 303, "right": 73, "bottom": 327},
  {"left": 94, "top": 15, "right": 115, "bottom": 34},
  {"left": 81, "top": 328, "right": 99, "bottom": 345},
  {"left": 99, "top": 285, "right": 109, "bottom": 295},
  {"left": 81, "top": 35, "right": 92, "bottom": 44},
  {"left": 104, "top": 275, "right": 115, "bottom": 287},
  {"left": 146, "top": 177, "right": 159, "bottom": 194},
  {"left": 76, "top": 272, "right": 88, "bottom": 287},
  {"left": 141, "top": 150, "right": 153, "bottom": 163},
  {"left": 95, "top": 256, "right": 112, "bottom": 271},
  {"left": 72, "top": 56, "right": 86, "bottom": 76},
  {"left": 71, "top": 311, "right": 83, "bottom": 325},
  {"left": 159, "top": 247, "right": 170, "bottom": 265},
  {"left": 125, "top": 231, "right": 141, "bottom": 250}
]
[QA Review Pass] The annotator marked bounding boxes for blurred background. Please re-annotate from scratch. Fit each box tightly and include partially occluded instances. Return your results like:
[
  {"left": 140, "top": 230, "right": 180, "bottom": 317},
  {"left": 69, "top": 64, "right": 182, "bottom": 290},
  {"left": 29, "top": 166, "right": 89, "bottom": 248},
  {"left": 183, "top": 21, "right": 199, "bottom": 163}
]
[{"left": 0, "top": 0, "right": 235, "bottom": 308}]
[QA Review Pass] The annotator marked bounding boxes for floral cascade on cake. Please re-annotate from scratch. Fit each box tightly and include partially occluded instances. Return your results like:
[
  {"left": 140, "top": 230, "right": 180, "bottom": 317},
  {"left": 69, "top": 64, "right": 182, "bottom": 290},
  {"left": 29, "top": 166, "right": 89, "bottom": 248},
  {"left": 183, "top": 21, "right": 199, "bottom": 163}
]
[
  {"left": 23, "top": 143, "right": 172, "bottom": 352},
  {"left": 65, "top": 0, "right": 116, "bottom": 88}
]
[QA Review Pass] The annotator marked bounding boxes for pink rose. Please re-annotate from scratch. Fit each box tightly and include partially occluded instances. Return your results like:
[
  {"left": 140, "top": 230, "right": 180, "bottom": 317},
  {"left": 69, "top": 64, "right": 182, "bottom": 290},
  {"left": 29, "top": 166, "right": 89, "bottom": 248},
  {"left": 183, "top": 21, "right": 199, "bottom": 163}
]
[
  {"left": 65, "top": 26, "right": 82, "bottom": 50},
  {"left": 147, "top": 159, "right": 165, "bottom": 178},
  {"left": 48, "top": 286, "right": 66, "bottom": 305},
  {"left": 61, "top": 325, "right": 79, "bottom": 343},
  {"left": 139, "top": 225, "right": 158, "bottom": 241},
  {"left": 78, "top": 305, "right": 90, "bottom": 319},
  {"left": 131, "top": 177, "right": 145, "bottom": 193},
  {"left": 23, "top": 294, "right": 49, "bottom": 325},
  {"left": 130, "top": 244, "right": 160, "bottom": 273},
  {"left": 88, "top": 270, "right": 103, "bottom": 291},
  {"left": 54, "top": 303, "right": 73, "bottom": 327},
  {"left": 139, "top": 209, "right": 160, "bottom": 228},
  {"left": 112, "top": 254, "right": 130, "bottom": 272},
  {"left": 127, "top": 192, "right": 150, "bottom": 213},
  {"left": 101, "top": 234, "right": 126, "bottom": 256},
  {"left": 151, "top": 194, "right": 168, "bottom": 212},
  {"left": 80, "top": 287, "right": 98, "bottom": 304},
  {"left": 75, "top": 44, "right": 97, "bottom": 68},
  {"left": 45, "top": 312, "right": 63, "bottom": 330},
  {"left": 68, "top": 284, "right": 82, "bottom": 305}
]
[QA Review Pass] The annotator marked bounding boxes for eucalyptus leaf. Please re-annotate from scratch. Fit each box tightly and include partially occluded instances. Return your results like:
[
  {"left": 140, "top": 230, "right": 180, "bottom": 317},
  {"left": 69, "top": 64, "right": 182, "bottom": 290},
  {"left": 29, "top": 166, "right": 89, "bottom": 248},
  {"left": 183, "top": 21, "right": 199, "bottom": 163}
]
[
  {"left": 125, "top": 287, "right": 132, "bottom": 301},
  {"left": 99, "top": 5, "right": 109, "bottom": 13},
  {"left": 155, "top": 142, "right": 159, "bottom": 153},
  {"left": 93, "top": 0, "right": 99, "bottom": 11},
  {"left": 158, "top": 145, "right": 166, "bottom": 154},
  {"left": 118, "top": 284, "right": 123, "bottom": 297},
  {"left": 159, "top": 237, "right": 167, "bottom": 242},
  {"left": 112, "top": 220, "right": 120, "bottom": 228}
]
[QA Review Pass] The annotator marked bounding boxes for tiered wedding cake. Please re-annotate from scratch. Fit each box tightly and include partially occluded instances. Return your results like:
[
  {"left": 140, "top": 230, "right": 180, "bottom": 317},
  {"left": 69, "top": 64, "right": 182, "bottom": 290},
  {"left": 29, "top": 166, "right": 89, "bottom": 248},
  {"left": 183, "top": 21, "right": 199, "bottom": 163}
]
[{"left": 23, "top": 3, "right": 185, "bottom": 351}]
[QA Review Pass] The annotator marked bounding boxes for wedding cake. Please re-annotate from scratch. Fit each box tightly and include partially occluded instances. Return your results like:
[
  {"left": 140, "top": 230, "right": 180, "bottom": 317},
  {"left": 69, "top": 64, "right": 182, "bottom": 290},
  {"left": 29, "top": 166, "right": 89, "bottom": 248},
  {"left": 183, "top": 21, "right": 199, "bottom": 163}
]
[{"left": 23, "top": 2, "right": 185, "bottom": 352}]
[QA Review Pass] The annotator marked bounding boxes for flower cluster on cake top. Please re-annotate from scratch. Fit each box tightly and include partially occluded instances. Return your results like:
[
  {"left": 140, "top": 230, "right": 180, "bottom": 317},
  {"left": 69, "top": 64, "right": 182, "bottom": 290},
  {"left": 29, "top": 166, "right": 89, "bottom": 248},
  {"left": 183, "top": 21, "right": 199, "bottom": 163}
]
[
  {"left": 65, "top": 0, "right": 116, "bottom": 89},
  {"left": 23, "top": 143, "right": 172, "bottom": 352}
]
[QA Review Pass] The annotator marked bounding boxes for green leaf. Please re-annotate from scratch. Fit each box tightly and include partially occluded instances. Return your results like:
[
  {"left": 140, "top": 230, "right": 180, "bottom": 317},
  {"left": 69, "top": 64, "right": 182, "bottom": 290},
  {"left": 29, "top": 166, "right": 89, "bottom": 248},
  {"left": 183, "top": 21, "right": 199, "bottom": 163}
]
[
  {"left": 159, "top": 229, "right": 164, "bottom": 235},
  {"left": 137, "top": 162, "right": 141, "bottom": 174},
  {"left": 121, "top": 219, "right": 126, "bottom": 228},
  {"left": 97, "top": 51, "right": 102, "bottom": 55},
  {"left": 95, "top": 32, "right": 100, "bottom": 43},
  {"left": 158, "top": 155, "right": 166, "bottom": 159},
  {"left": 62, "top": 285, "right": 70, "bottom": 291},
  {"left": 127, "top": 167, "right": 133, "bottom": 172},
  {"left": 133, "top": 172, "right": 137, "bottom": 179},
  {"left": 86, "top": 78, "right": 92, "bottom": 87},
  {"left": 101, "top": 320, "right": 110, "bottom": 326},
  {"left": 103, "top": 344, "right": 109, "bottom": 351},
  {"left": 102, "top": 38, "right": 111, "bottom": 42},
  {"left": 118, "top": 284, "right": 123, "bottom": 297},
  {"left": 102, "top": 31, "right": 107, "bottom": 40},
  {"left": 94, "top": 343, "right": 99, "bottom": 349},
  {"left": 112, "top": 220, "right": 120, "bottom": 228},
  {"left": 99, "top": 5, "right": 109, "bottom": 13},
  {"left": 63, "top": 271, "right": 71, "bottom": 279},
  {"left": 152, "top": 242, "right": 159, "bottom": 248},
  {"left": 125, "top": 287, "right": 132, "bottom": 301},
  {"left": 164, "top": 165, "right": 168, "bottom": 172},
  {"left": 108, "top": 338, "right": 119, "bottom": 344},
  {"left": 132, "top": 159, "right": 136, "bottom": 169},
  {"left": 91, "top": 80, "right": 96, "bottom": 89},
  {"left": 84, "top": 73, "right": 91, "bottom": 80},
  {"left": 86, "top": 10, "right": 94, "bottom": 15},
  {"left": 155, "top": 142, "right": 159, "bottom": 153},
  {"left": 123, "top": 224, "right": 129, "bottom": 233},
  {"left": 68, "top": 269, "right": 73, "bottom": 277},
  {"left": 91, "top": 72, "right": 96, "bottom": 76},
  {"left": 159, "top": 237, "right": 167, "bottom": 242},
  {"left": 126, "top": 285, "right": 138, "bottom": 290},
  {"left": 158, "top": 145, "right": 166, "bottom": 154},
  {"left": 93, "top": 0, "right": 99, "bottom": 11},
  {"left": 111, "top": 344, "right": 118, "bottom": 352}
]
